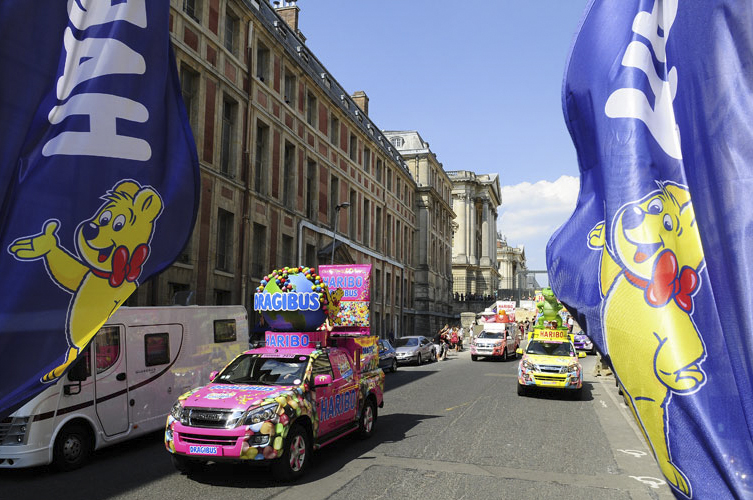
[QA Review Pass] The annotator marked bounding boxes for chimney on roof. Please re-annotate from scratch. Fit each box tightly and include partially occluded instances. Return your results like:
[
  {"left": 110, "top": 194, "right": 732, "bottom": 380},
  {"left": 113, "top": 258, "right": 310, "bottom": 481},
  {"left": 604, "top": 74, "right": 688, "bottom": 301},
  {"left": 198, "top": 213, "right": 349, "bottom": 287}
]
[
  {"left": 275, "top": 1, "right": 305, "bottom": 41},
  {"left": 351, "top": 91, "right": 369, "bottom": 116}
]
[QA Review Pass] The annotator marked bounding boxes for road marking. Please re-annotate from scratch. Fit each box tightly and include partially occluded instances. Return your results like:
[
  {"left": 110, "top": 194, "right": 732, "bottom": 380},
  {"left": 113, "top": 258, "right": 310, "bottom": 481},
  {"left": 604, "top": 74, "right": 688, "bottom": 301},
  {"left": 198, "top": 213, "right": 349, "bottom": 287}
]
[
  {"left": 445, "top": 401, "right": 473, "bottom": 411},
  {"left": 630, "top": 476, "right": 667, "bottom": 488},
  {"left": 600, "top": 400, "right": 608, "bottom": 408},
  {"left": 618, "top": 449, "right": 648, "bottom": 458}
]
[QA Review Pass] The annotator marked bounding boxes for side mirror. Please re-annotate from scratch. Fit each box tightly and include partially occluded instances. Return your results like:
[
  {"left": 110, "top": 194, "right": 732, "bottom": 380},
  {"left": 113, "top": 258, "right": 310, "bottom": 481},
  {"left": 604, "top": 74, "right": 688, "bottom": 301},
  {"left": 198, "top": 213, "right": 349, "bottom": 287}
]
[
  {"left": 314, "top": 374, "right": 333, "bottom": 387},
  {"left": 578, "top": 351, "right": 586, "bottom": 358},
  {"left": 209, "top": 370, "right": 219, "bottom": 381},
  {"left": 516, "top": 348, "right": 523, "bottom": 355}
]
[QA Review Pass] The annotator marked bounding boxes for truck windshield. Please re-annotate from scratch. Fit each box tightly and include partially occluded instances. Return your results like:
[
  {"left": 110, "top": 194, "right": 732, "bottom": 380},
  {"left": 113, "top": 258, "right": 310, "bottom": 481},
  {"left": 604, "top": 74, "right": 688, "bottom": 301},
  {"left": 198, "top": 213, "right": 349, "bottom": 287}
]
[
  {"left": 478, "top": 331, "right": 504, "bottom": 339},
  {"left": 214, "top": 354, "right": 308, "bottom": 385},
  {"left": 526, "top": 341, "right": 574, "bottom": 357}
]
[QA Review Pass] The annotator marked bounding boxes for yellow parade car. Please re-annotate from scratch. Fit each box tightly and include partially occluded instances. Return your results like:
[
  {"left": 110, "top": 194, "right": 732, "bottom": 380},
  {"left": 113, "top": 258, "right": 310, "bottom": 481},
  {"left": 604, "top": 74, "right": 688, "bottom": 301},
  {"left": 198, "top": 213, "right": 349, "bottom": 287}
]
[{"left": 516, "top": 328, "right": 586, "bottom": 399}]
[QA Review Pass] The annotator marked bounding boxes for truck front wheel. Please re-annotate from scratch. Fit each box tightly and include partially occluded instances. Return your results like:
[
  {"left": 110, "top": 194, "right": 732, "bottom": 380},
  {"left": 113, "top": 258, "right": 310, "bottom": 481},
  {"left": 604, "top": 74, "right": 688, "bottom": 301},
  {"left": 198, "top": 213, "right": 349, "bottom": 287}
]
[
  {"left": 358, "top": 398, "right": 377, "bottom": 439},
  {"left": 272, "top": 424, "right": 310, "bottom": 481},
  {"left": 52, "top": 423, "right": 92, "bottom": 471}
]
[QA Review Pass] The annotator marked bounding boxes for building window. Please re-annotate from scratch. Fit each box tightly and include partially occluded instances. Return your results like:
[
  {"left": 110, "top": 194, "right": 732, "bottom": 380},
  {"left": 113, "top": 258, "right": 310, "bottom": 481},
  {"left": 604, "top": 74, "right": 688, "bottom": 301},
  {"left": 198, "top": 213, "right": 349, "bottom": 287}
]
[
  {"left": 306, "top": 159, "right": 317, "bottom": 219},
  {"left": 282, "top": 234, "right": 294, "bottom": 265},
  {"left": 396, "top": 221, "right": 401, "bottom": 260},
  {"left": 216, "top": 208, "right": 234, "bottom": 271},
  {"left": 395, "top": 275, "right": 400, "bottom": 306},
  {"left": 387, "top": 169, "right": 392, "bottom": 191},
  {"left": 386, "top": 214, "right": 393, "bottom": 256},
  {"left": 329, "top": 115, "right": 339, "bottom": 146},
  {"left": 214, "top": 289, "right": 231, "bottom": 305},
  {"left": 256, "top": 41, "right": 270, "bottom": 83},
  {"left": 306, "top": 92, "right": 317, "bottom": 127},
  {"left": 363, "top": 146, "right": 371, "bottom": 174},
  {"left": 390, "top": 136, "right": 404, "bottom": 148},
  {"left": 283, "top": 141, "right": 295, "bottom": 209},
  {"left": 224, "top": 9, "right": 239, "bottom": 56},
  {"left": 254, "top": 121, "right": 269, "bottom": 195},
  {"left": 375, "top": 269, "right": 382, "bottom": 301},
  {"left": 330, "top": 175, "right": 339, "bottom": 227},
  {"left": 252, "top": 223, "right": 266, "bottom": 277},
  {"left": 349, "top": 133, "right": 357, "bottom": 161},
  {"left": 179, "top": 65, "right": 199, "bottom": 135},
  {"left": 183, "top": 0, "right": 201, "bottom": 22},
  {"left": 376, "top": 158, "right": 382, "bottom": 183},
  {"left": 169, "top": 282, "right": 191, "bottom": 305},
  {"left": 284, "top": 68, "right": 296, "bottom": 106},
  {"left": 305, "top": 244, "right": 316, "bottom": 267},
  {"left": 363, "top": 198, "right": 370, "bottom": 246},
  {"left": 375, "top": 207, "right": 382, "bottom": 252},
  {"left": 220, "top": 97, "right": 237, "bottom": 178},
  {"left": 349, "top": 189, "right": 357, "bottom": 240}
]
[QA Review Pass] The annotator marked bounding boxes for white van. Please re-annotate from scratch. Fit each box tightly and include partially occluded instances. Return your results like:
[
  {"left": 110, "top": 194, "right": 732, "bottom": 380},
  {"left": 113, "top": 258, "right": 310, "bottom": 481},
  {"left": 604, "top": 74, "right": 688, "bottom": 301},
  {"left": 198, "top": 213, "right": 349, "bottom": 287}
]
[{"left": 0, "top": 305, "right": 248, "bottom": 470}]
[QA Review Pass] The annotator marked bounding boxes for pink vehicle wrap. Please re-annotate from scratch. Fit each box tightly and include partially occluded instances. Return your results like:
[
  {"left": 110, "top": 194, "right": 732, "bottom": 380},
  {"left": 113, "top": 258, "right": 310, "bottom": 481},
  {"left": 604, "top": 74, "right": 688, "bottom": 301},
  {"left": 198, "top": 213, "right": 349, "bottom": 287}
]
[{"left": 165, "top": 331, "right": 384, "bottom": 462}]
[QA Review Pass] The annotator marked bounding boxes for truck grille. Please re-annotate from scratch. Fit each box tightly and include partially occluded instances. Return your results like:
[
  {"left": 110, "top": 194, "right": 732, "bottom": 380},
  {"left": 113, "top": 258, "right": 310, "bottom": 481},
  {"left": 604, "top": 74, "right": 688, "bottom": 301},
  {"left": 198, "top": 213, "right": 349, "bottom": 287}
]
[
  {"left": 536, "top": 374, "right": 566, "bottom": 382},
  {"left": 0, "top": 417, "right": 30, "bottom": 445},
  {"left": 539, "top": 365, "right": 565, "bottom": 373},
  {"left": 184, "top": 408, "right": 235, "bottom": 428},
  {"left": 180, "top": 433, "right": 239, "bottom": 447}
]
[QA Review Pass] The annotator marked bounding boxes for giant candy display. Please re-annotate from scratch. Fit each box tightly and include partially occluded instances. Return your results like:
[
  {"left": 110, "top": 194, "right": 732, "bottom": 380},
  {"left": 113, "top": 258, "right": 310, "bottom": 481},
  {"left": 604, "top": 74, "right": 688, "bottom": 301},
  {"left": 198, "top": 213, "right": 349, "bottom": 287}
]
[{"left": 254, "top": 267, "right": 332, "bottom": 331}]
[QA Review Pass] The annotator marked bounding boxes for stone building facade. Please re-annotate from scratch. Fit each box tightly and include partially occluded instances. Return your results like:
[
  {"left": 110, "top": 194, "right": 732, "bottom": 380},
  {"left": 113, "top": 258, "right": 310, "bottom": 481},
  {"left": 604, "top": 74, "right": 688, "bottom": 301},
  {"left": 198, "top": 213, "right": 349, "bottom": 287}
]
[
  {"left": 383, "top": 131, "right": 455, "bottom": 336},
  {"left": 126, "top": 0, "right": 418, "bottom": 338},
  {"left": 496, "top": 236, "right": 527, "bottom": 298},
  {"left": 447, "top": 171, "right": 501, "bottom": 299}
]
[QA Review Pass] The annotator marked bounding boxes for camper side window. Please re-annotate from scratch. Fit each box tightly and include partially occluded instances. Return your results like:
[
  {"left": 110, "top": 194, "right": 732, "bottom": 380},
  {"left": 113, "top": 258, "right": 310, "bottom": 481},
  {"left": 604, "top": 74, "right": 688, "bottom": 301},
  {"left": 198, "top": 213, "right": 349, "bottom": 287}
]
[
  {"left": 95, "top": 326, "right": 121, "bottom": 374},
  {"left": 68, "top": 345, "right": 91, "bottom": 381},
  {"left": 214, "top": 319, "right": 237, "bottom": 343},
  {"left": 145, "top": 333, "right": 170, "bottom": 366}
]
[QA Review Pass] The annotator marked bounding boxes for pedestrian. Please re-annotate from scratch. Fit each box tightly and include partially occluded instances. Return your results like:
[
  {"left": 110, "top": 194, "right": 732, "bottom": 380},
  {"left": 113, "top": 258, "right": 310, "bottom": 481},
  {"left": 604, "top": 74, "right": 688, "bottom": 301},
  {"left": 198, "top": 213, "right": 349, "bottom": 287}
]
[
  {"left": 389, "top": 329, "right": 395, "bottom": 344},
  {"left": 450, "top": 328, "right": 459, "bottom": 351},
  {"left": 457, "top": 327, "right": 464, "bottom": 352},
  {"left": 567, "top": 315, "right": 574, "bottom": 334}
]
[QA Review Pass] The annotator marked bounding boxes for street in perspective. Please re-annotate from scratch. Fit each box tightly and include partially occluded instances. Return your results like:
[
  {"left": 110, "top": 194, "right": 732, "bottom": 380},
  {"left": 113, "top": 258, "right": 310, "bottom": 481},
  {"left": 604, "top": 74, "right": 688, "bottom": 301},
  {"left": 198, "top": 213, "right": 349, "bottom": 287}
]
[{"left": 1, "top": 345, "right": 674, "bottom": 500}]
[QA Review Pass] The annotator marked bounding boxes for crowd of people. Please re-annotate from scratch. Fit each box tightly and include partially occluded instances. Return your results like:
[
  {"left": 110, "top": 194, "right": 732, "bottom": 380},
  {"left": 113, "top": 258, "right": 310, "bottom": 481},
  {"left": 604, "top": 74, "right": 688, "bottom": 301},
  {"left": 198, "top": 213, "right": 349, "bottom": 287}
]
[{"left": 435, "top": 324, "right": 464, "bottom": 360}]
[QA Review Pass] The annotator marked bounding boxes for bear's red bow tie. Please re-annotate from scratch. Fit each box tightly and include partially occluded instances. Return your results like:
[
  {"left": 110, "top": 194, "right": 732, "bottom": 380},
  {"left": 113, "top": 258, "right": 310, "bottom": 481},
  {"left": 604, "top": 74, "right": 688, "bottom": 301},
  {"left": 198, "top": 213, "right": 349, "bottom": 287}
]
[
  {"left": 92, "top": 244, "right": 149, "bottom": 287},
  {"left": 624, "top": 249, "right": 698, "bottom": 312}
]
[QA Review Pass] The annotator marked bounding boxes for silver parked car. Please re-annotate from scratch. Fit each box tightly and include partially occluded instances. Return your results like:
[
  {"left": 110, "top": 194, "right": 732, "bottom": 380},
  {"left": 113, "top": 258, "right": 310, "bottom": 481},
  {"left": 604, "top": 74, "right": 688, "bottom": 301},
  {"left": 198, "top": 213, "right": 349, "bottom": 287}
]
[{"left": 394, "top": 336, "right": 436, "bottom": 365}]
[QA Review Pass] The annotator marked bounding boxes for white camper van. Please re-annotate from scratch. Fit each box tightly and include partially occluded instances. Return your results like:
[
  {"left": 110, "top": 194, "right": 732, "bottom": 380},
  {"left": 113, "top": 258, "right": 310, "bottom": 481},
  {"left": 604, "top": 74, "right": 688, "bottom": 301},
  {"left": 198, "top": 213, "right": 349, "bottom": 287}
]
[{"left": 0, "top": 305, "right": 248, "bottom": 470}]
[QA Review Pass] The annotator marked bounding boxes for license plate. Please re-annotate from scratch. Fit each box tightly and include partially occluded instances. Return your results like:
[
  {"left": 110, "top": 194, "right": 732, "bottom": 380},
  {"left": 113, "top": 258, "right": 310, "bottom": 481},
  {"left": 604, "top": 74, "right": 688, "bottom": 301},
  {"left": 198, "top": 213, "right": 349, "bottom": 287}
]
[{"left": 189, "top": 445, "right": 220, "bottom": 455}]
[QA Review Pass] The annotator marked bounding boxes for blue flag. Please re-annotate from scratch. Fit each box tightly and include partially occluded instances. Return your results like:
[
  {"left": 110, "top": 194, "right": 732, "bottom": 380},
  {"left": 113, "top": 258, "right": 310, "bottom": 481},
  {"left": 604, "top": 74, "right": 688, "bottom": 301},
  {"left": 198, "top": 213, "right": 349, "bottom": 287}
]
[
  {"left": 0, "top": 2, "right": 199, "bottom": 418},
  {"left": 548, "top": 0, "right": 753, "bottom": 497}
]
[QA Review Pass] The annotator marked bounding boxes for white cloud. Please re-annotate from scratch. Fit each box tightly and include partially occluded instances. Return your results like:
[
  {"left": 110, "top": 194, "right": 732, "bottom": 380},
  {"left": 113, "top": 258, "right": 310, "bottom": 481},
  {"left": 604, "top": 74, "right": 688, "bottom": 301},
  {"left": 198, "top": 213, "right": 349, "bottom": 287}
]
[{"left": 497, "top": 175, "right": 579, "bottom": 279}]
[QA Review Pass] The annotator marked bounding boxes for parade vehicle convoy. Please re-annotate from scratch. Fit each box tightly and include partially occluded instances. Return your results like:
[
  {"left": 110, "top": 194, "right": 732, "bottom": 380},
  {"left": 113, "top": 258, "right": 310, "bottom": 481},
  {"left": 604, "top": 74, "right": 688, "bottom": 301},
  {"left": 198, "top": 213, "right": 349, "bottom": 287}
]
[
  {"left": 0, "top": 305, "right": 249, "bottom": 470},
  {"left": 516, "top": 328, "right": 586, "bottom": 398},
  {"left": 165, "top": 264, "right": 384, "bottom": 481}
]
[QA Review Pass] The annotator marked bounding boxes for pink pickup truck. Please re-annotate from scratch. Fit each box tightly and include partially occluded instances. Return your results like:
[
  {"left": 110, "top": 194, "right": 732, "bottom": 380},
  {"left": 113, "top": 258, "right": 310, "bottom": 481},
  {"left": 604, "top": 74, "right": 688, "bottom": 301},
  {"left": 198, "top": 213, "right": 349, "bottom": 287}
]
[{"left": 165, "top": 330, "right": 383, "bottom": 480}]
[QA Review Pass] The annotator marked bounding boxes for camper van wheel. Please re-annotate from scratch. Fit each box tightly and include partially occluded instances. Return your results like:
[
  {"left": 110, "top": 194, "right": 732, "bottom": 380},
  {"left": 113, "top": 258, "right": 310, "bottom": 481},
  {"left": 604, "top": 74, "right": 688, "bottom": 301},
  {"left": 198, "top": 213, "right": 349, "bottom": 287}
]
[
  {"left": 390, "top": 359, "right": 397, "bottom": 373},
  {"left": 358, "top": 397, "right": 377, "bottom": 439},
  {"left": 53, "top": 423, "right": 92, "bottom": 471},
  {"left": 171, "top": 454, "right": 200, "bottom": 474},
  {"left": 271, "top": 423, "right": 310, "bottom": 481}
]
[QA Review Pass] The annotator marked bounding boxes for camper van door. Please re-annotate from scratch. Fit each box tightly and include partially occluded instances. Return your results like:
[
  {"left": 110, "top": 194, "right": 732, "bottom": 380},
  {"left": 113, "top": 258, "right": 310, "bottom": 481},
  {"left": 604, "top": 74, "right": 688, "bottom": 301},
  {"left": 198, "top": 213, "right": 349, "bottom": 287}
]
[
  {"left": 128, "top": 324, "right": 184, "bottom": 429},
  {"left": 94, "top": 325, "right": 129, "bottom": 436}
]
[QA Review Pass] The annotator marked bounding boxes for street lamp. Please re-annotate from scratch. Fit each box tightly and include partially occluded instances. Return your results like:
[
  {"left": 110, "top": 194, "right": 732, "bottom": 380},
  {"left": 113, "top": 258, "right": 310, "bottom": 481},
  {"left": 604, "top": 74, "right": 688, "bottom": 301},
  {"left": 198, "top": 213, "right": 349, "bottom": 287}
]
[{"left": 331, "top": 202, "right": 351, "bottom": 265}]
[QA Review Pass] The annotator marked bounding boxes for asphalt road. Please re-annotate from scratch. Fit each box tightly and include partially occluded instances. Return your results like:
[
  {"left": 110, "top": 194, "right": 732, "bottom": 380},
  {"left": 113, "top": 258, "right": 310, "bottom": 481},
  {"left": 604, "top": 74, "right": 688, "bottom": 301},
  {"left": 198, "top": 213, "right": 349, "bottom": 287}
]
[{"left": 0, "top": 348, "right": 675, "bottom": 500}]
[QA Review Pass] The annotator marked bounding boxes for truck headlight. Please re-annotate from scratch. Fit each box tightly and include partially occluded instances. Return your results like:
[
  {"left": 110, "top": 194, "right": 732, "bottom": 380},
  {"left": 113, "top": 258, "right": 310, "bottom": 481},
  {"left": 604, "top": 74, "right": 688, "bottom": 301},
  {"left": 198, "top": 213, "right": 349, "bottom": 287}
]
[
  {"left": 522, "top": 359, "right": 536, "bottom": 371},
  {"left": 170, "top": 402, "right": 186, "bottom": 424},
  {"left": 568, "top": 364, "right": 579, "bottom": 373},
  {"left": 241, "top": 403, "right": 279, "bottom": 426}
]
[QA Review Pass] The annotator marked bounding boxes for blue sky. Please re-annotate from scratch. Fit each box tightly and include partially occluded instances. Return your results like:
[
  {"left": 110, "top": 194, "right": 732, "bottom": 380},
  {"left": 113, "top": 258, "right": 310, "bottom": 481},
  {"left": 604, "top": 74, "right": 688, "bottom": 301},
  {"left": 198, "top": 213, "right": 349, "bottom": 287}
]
[{"left": 297, "top": 0, "right": 590, "bottom": 278}]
